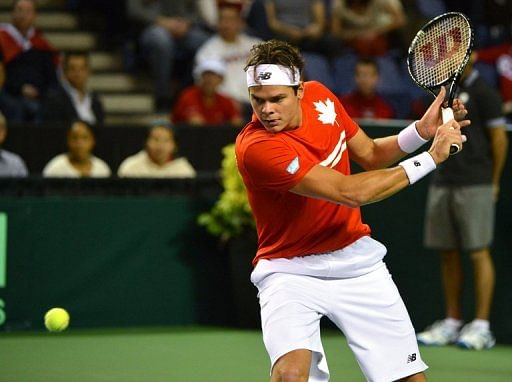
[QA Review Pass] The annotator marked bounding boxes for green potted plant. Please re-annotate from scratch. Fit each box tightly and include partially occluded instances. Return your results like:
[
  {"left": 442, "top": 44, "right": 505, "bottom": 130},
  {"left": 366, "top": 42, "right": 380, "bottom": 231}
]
[
  {"left": 197, "top": 143, "right": 259, "bottom": 328},
  {"left": 198, "top": 143, "right": 255, "bottom": 242}
]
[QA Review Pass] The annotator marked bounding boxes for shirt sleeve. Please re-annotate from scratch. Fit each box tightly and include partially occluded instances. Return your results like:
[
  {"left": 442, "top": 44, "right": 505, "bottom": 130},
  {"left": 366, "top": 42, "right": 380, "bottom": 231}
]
[
  {"left": 241, "top": 138, "right": 316, "bottom": 192},
  {"left": 479, "top": 83, "right": 506, "bottom": 127}
]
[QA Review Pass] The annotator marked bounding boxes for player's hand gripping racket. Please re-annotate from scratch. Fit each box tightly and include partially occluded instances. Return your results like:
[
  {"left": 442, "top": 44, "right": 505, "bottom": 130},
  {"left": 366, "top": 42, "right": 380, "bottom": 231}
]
[{"left": 407, "top": 12, "right": 474, "bottom": 154}]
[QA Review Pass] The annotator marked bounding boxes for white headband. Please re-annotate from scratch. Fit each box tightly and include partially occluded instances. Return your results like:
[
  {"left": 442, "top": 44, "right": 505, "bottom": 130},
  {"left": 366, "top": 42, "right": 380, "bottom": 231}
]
[{"left": 246, "top": 64, "right": 300, "bottom": 87}]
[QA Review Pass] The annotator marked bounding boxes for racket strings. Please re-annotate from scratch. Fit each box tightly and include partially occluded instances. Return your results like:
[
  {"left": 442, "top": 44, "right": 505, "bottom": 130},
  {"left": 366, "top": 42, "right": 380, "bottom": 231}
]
[{"left": 410, "top": 16, "right": 471, "bottom": 87}]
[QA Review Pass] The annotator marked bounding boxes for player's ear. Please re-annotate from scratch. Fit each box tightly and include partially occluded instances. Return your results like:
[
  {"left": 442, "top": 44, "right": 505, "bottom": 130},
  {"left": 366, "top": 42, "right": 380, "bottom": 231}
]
[{"left": 297, "top": 82, "right": 305, "bottom": 100}]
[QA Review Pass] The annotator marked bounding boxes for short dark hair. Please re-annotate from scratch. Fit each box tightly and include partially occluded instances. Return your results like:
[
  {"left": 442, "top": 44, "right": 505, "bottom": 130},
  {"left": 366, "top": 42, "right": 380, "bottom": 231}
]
[
  {"left": 245, "top": 39, "right": 304, "bottom": 84},
  {"left": 146, "top": 121, "right": 174, "bottom": 140}
]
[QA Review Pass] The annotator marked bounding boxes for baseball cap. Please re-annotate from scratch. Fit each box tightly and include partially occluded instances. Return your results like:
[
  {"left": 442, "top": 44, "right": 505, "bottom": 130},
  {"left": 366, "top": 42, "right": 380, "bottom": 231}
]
[{"left": 193, "top": 59, "right": 226, "bottom": 81}]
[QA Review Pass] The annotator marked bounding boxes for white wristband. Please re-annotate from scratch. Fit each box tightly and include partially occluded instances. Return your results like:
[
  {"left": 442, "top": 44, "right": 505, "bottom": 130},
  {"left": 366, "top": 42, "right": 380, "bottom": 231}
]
[
  {"left": 399, "top": 151, "right": 436, "bottom": 185},
  {"left": 397, "top": 121, "right": 429, "bottom": 153}
]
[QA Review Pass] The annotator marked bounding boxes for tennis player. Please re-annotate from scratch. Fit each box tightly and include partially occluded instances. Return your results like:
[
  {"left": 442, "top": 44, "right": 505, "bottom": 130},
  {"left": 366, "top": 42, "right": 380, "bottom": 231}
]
[{"left": 235, "top": 40, "right": 470, "bottom": 382}]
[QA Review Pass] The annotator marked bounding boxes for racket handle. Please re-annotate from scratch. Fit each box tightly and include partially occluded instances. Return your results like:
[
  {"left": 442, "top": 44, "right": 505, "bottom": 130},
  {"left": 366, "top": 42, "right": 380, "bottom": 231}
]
[
  {"left": 441, "top": 106, "right": 454, "bottom": 123},
  {"left": 441, "top": 107, "right": 461, "bottom": 155}
]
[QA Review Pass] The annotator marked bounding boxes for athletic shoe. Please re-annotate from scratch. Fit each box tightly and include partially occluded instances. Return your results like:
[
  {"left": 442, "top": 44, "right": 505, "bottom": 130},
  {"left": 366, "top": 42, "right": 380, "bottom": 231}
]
[
  {"left": 456, "top": 322, "right": 496, "bottom": 350},
  {"left": 416, "top": 319, "right": 461, "bottom": 346}
]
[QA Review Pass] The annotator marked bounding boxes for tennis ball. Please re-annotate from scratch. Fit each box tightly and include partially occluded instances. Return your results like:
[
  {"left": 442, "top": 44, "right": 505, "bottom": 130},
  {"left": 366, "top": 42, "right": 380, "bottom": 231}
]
[{"left": 44, "top": 307, "right": 70, "bottom": 332}]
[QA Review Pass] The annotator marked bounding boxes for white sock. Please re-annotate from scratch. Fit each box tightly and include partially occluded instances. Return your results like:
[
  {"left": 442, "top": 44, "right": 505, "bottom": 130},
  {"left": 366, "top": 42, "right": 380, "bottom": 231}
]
[
  {"left": 444, "top": 317, "right": 463, "bottom": 329},
  {"left": 470, "top": 319, "right": 490, "bottom": 331}
]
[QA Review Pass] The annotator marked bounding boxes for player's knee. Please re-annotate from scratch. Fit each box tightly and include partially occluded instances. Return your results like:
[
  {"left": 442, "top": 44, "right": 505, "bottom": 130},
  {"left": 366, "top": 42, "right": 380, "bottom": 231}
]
[{"left": 272, "top": 364, "right": 309, "bottom": 382}]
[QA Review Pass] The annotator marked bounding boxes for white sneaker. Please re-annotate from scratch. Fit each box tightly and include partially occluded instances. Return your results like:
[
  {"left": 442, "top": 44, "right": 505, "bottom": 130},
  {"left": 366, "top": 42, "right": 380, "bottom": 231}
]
[
  {"left": 456, "top": 323, "right": 496, "bottom": 350},
  {"left": 417, "top": 319, "right": 461, "bottom": 346}
]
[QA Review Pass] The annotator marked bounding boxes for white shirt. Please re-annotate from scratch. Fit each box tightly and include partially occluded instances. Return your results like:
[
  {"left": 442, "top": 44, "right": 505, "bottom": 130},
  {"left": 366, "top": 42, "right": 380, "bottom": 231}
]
[
  {"left": 61, "top": 78, "right": 96, "bottom": 125},
  {"left": 195, "top": 33, "right": 261, "bottom": 103},
  {"left": 43, "top": 153, "right": 111, "bottom": 178},
  {"left": 117, "top": 150, "right": 196, "bottom": 178}
]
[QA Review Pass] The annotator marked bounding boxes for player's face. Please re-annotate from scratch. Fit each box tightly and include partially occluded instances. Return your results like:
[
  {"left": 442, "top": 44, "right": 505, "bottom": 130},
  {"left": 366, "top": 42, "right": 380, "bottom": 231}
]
[{"left": 249, "top": 84, "right": 304, "bottom": 133}]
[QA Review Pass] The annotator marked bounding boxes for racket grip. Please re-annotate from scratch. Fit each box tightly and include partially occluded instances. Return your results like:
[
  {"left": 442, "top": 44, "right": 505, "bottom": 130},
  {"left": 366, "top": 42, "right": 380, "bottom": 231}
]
[
  {"left": 442, "top": 107, "right": 461, "bottom": 155},
  {"left": 441, "top": 107, "right": 454, "bottom": 123}
]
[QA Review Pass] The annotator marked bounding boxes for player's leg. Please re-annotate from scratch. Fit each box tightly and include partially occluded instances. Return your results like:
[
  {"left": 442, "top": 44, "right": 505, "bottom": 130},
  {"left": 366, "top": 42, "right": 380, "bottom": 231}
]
[
  {"left": 327, "top": 263, "right": 428, "bottom": 382},
  {"left": 440, "top": 249, "right": 463, "bottom": 320},
  {"left": 397, "top": 372, "right": 426, "bottom": 381},
  {"left": 254, "top": 272, "right": 330, "bottom": 382},
  {"left": 271, "top": 349, "right": 311, "bottom": 382}
]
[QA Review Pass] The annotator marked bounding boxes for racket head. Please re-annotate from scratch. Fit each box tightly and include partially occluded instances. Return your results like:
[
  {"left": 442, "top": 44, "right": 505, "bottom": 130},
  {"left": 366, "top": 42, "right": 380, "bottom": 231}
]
[{"left": 407, "top": 12, "right": 474, "bottom": 102}]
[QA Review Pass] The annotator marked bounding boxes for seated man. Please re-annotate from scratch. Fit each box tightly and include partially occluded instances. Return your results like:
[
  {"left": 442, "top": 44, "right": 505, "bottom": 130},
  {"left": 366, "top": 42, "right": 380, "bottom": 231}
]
[
  {"left": 126, "top": 0, "right": 210, "bottom": 111},
  {"left": 117, "top": 122, "right": 196, "bottom": 178},
  {"left": 171, "top": 59, "right": 242, "bottom": 126},
  {"left": 42, "top": 51, "right": 105, "bottom": 128},
  {"left": 339, "top": 57, "right": 395, "bottom": 119},
  {"left": 0, "top": 111, "right": 28, "bottom": 176},
  {"left": 195, "top": 2, "right": 261, "bottom": 119},
  {"left": 43, "top": 120, "right": 111, "bottom": 177},
  {"left": 0, "top": 0, "right": 59, "bottom": 123},
  {"left": 331, "top": 0, "right": 406, "bottom": 57}
]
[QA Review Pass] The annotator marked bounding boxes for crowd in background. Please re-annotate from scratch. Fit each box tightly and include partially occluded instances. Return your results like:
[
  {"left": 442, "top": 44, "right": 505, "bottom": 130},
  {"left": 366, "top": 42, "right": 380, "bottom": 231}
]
[{"left": 0, "top": 0, "right": 511, "bottom": 178}]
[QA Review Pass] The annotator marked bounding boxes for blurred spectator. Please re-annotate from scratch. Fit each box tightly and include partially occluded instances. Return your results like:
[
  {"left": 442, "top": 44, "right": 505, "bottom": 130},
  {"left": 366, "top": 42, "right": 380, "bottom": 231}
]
[
  {"left": 263, "top": 0, "right": 338, "bottom": 88},
  {"left": 195, "top": 2, "right": 261, "bottom": 118},
  {"left": 42, "top": 51, "right": 104, "bottom": 128},
  {"left": 244, "top": 0, "right": 273, "bottom": 40},
  {"left": 475, "top": 45, "right": 512, "bottom": 117},
  {"left": 0, "top": 111, "right": 28, "bottom": 176},
  {"left": 0, "top": 0, "right": 59, "bottom": 123},
  {"left": 126, "top": 0, "right": 210, "bottom": 111},
  {"left": 43, "top": 120, "right": 111, "bottom": 177},
  {"left": 339, "top": 57, "right": 395, "bottom": 119},
  {"left": 117, "top": 122, "right": 196, "bottom": 178},
  {"left": 197, "top": 0, "right": 253, "bottom": 30},
  {"left": 331, "top": 0, "right": 406, "bottom": 57},
  {"left": 264, "top": 0, "right": 325, "bottom": 49},
  {"left": 171, "top": 59, "right": 243, "bottom": 126}
]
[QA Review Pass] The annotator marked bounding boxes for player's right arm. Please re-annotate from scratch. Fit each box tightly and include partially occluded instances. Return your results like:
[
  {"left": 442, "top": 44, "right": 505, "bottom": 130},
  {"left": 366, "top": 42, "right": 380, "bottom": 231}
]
[{"left": 290, "top": 119, "right": 463, "bottom": 208}]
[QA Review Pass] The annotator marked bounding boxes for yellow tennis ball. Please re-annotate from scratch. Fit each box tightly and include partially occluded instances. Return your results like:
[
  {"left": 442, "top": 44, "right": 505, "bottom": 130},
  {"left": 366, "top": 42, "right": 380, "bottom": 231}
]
[{"left": 44, "top": 308, "right": 70, "bottom": 332}]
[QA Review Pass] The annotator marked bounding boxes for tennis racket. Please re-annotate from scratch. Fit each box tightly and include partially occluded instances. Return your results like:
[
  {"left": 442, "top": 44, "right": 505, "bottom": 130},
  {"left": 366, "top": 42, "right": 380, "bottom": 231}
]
[{"left": 407, "top": 12, "right": 474, "bottom": 154}]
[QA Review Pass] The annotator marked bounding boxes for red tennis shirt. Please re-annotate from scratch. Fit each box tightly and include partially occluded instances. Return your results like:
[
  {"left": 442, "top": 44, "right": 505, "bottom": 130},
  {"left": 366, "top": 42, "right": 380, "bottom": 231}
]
[{"left": 236, "top": 81, "right": 371, "bottom": 265}]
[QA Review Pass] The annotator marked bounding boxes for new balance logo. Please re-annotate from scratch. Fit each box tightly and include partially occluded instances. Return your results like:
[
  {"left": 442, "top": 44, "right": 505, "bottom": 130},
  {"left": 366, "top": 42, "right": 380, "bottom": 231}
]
[
  {"left": 407, "top": 353, "right": 417, "bottom": 363},
  {"left": 413, "top": 160, "right": 421, "bottom": 167},
  {"left": 257, "top": 72, "right": 272, "bottom": 80}
]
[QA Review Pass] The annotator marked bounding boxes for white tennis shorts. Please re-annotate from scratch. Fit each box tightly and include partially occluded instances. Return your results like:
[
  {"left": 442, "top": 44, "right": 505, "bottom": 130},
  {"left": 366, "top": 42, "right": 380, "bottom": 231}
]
[{"left": 253, "top": 259, "right": 428, "bottom": 381}]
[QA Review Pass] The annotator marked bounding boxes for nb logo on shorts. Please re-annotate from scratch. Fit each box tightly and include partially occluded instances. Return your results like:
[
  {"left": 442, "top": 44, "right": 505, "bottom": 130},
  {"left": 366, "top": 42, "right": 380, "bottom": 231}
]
[
  {"left": 257, "top": 72, "right": 272, "bottom": 80},
  {"left": 407, "top": 353, "right": 417, "bottom": 363}
]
